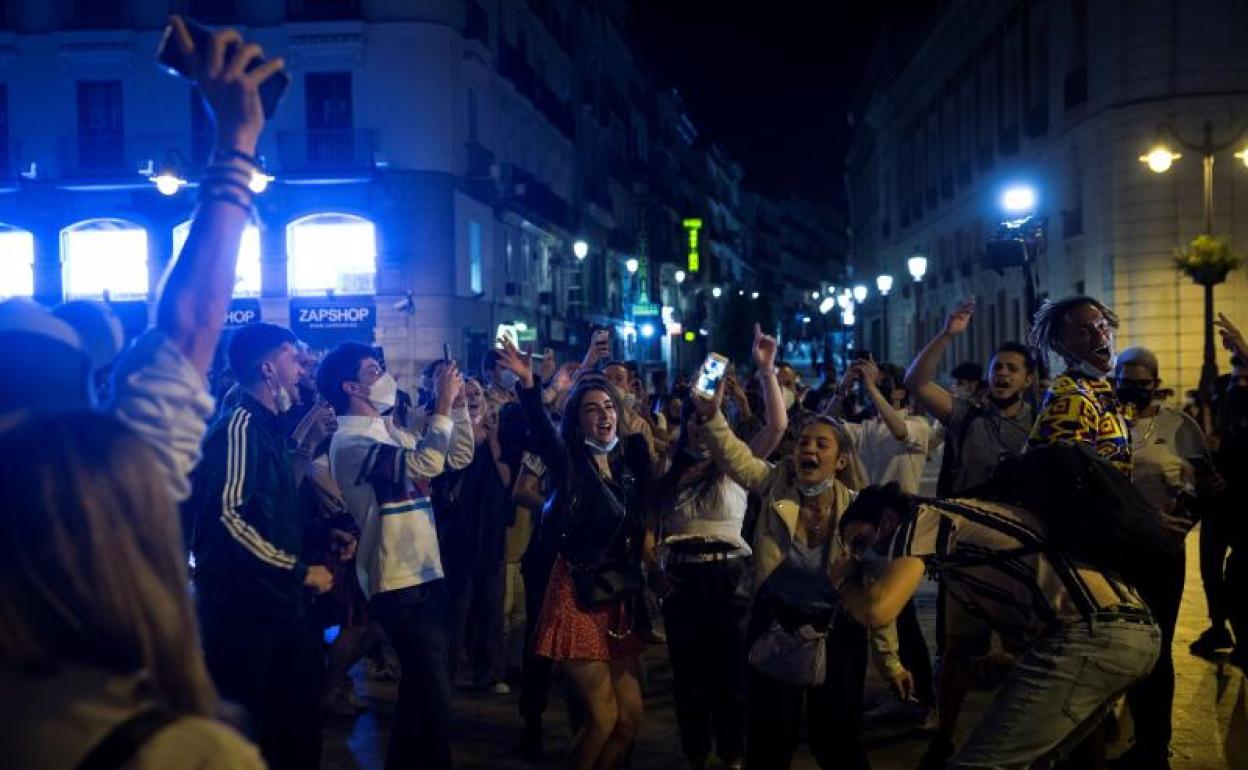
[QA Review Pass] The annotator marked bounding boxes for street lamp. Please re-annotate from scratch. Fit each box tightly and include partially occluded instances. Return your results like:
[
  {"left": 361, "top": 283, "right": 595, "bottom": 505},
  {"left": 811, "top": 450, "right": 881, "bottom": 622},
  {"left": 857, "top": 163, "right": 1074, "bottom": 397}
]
[
  {"left": 1141, "top": 120, "right": 1248, "bottom": 398},
  {"left": 151, "top": 171, "right": 186, "bottom": 196},
  {"left": 852, "top": 284, "right": 868, "bottom": 303},
  {"left": 811, "top": 290, "right": 820, "bottom": 300},
  {"left": 751, "top": 291, "right": 759, "bottom": 299},
  {"left": 908, "top": 251, "right": 928, "bottom": 350},
  {"left": 876, "top": 274, "right": 893, "bottom": 360},
  {"left": 573, "top": 240, "right": 589, "bottom": 261},
  {"left": 625, "top": 257, "right": 639, "bottom": 274},
  {"left": 248, "top": 170, "right": 275, "bottom": 194},
  {"left": 1000, "top": 185, "right": 1038, "bottom": 217},
  {"left": 674, "top": 269, "right": 686, "bottom": 284},
  {"left": 712, "top": 286, "right": 722, "bottom": 298},
  {"left": 819, "top": 296, "right": 836, "bottom": 315}
]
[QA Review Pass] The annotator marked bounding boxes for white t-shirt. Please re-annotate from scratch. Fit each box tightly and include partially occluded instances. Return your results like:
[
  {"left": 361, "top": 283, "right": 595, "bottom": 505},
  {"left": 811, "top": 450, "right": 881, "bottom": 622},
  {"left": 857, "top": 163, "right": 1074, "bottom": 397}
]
[
  {"left": 843, "top": 411, "right": 934, "bottom": 494},
  {"left": 1129, "top": 404, "right": 1209, "bottom": 514}
]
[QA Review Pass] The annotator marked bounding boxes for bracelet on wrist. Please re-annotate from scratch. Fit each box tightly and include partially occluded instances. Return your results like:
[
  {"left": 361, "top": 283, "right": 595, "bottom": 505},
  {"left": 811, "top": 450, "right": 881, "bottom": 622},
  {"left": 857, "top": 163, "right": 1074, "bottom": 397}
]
[{"left": 211, "top": 147, "right": 262, "bottom": 169}]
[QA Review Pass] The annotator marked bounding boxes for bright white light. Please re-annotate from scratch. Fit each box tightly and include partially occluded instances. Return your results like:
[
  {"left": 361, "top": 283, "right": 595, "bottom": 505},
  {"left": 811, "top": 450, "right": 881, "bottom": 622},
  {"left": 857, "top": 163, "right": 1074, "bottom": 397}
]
[
  {"left": 738, "top": 289, "right": 744, "bottom": 296},
  {"left": 751, "top": 291, "right": 759, "bottom": 299},
  {"left": 625, "top": 258, "right": 639, "bottom": 274},
  {"left": 1000, "top": 185, "right": 1037, "bottom": 215},
  {"left": 0, "top": 227, "right": 35, "bottom": 299},
  {"left": 698, "top": 328, "right": 709, "bottom": 337},
  {"left": 61, "top": 219, "right": 149, "bottom": 300},
  {"left": 674, "top": 269, "right": 686, "bottom": 284},
  {"left": 826, "top": 285, "right": 836, "bottom": 295},
  {"left": 1140, "top": 147, "right": 1178, "bottom": 174},
  {"left": 640, "top": 322, "right": 655, "bottom": 338},
  {"left": 249, "top": 171, "right": 274, "bottom": 194},
  {"left": 573, "top": 240, "right": 589, "bottom": 260},
  {"left": 853, "top": 284, "right": 868, "bottom": 302},
  {"left": 1236, "top": 149, "right": 1248, "bottom": 169},
  {"left": 152, "top": 172, "right": 186, "bottom": 196},
  {"left": 661, "top": 305, "right": 675, "bottom": 323},
  {"left": 837, "top": 292, "right": 852, "bottom": 311},
  {"left": 173, "top": 221, "right": 261, "bottom": 297},
  {"left": 514, "top": 321, "right": 529, "bottom": 332},
  {"left": 842, "top": 309, "right": 856, "bottom": 326},
  {"left": 712, "top": 286, "right": 722, "bottom": 298},
  {"left": 802, "top": 315, "right": 811, "bottom": 324},
  {"left": 287, "top": 213, "right": 377, "bottom": 295},
  {"left": 876, "top": 274, "right": 894, "bottom": 295},
  {"left": 819, "top": 297, "right": 836, "bottom": 315},
  {"left": 811, "top": 290, "right": 820, "bottom": 299},
  {"left": 908, "top": 254, "right": 928, "bottom": 282}
]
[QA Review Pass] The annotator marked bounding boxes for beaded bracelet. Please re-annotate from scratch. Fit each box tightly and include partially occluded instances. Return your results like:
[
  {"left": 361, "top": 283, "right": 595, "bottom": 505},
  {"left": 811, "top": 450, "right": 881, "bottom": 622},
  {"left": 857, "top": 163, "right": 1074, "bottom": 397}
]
[
  {"left": 200, "top": 173, "right": 255, "bottom": 198},
  {"left": 204, "top": 163, "right": 253, "bottom": 181},
  {"left": 210, "top": 147, "right": 262, "bottom": 169}
]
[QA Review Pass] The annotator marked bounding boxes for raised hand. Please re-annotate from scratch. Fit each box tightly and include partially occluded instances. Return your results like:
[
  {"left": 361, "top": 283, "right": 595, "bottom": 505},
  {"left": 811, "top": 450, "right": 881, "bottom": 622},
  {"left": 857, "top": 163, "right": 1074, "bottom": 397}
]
[
  {"left": 855, "top": 359, "right": 882, "bottom": 392},
  {"left": 433, "top": 361, "right": 464, "bottom": 415},
  {"left": 1215, "top": 313, "right": 1247, "bottom": 359},
  {"left": 496, "top": 337, "right": 535, "bottom": 389},
  {"left": 168, "top": 15, "right": 283, "bottom": 155},
  {"left": 693, "top": 373, "right": 725, "bottom": 421},
  {"left": 943, "top": 298, "right": 975, "bottom": 337},
  {"left": 581, "top": 329, "right": 611, "bottom": 372},
  {"left": 752, "top": 323, "right": 779, "bottom": 371}
]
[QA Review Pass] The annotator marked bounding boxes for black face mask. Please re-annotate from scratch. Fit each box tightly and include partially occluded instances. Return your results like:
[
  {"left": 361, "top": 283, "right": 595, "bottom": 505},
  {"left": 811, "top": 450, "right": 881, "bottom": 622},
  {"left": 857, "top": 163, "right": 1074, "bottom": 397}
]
[{"left": 1117, "top": 384, "right": 1155, "bottom": 409}]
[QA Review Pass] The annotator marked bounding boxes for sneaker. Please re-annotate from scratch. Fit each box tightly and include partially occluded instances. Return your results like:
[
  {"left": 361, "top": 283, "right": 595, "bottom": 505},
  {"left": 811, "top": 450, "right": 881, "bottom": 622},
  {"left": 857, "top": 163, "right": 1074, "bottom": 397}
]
[
  {"left": 1189, "top": 625, "right": 1234, "bottom": 658},
  {"left": 490, "top": 682, "right": 512, "bottom": 695}
]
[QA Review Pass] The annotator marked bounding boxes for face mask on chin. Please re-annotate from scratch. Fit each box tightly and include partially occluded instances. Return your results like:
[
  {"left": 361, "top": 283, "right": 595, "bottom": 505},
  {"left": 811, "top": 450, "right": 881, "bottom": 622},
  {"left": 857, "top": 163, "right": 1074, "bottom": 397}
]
[
  {"left": 269, "top": 377, "right": 293, "bottom": 414},
  {"left": 798, "top": 476, "right": 834, "bottom": 498},
  {"left": 584, "top": 435, "right": 619, "bottom": 454}
]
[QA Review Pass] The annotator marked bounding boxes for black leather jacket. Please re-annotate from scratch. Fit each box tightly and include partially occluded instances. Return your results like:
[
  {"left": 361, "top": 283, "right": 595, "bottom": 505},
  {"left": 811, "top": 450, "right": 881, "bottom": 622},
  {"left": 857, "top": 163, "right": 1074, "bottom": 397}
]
[{"left": 516, "top": 382, "right": 650, "bottom": 569}]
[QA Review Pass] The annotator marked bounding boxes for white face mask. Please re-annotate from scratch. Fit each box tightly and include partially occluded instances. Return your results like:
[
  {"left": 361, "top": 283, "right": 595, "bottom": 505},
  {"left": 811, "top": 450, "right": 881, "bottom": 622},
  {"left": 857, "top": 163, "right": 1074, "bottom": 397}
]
[
  {"left": 798, "top": 476, "right": 834, "bottom": 498},
  {"left": 584, "top": 435, "right": 620, "bottom": 454},
  {"left": 272, "top": 381, "right": 293, "bottom": 413},
  {"left": 368, "top": 372, "right": 398, "bottom": 411}
]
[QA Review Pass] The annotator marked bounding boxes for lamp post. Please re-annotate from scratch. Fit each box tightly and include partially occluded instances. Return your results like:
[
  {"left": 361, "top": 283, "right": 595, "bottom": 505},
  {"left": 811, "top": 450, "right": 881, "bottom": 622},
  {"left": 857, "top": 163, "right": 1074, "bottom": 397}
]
[
  {"left": 907, "top": 252, "right": 928, "bottom": 351},
  {"left": 1141, "top": 121, "right": 1248, "bottom": 400},
  {"left": 876, "top": 274, "right": 893, "bottom": 360}
]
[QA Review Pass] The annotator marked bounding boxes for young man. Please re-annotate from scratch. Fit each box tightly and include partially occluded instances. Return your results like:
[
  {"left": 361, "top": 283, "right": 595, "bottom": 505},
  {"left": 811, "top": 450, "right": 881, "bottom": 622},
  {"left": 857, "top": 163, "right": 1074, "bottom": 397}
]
[
  {"left": 187, "top": 323, "right": 339, "bottom": 770},
  {"left": 907, "top": 299, "right": 1036, "bottom": 497},
  {"left": 1027, "top": 296, "right": 1132, "bottom": 476},
  {"left": 482, "top": 349, "right": 520, "bottom": 413},
  {"left": 832, "top": 358, "right": 934, "bottom": 495},
  {"left": 836, "top": 484, "right": 1161, "bottom": 769},
  {"left": 904, "top": 299, "right": 1037, "bottom": 765},
  {"left": 1108, "top": 347, "right": 1212, "bottom": 769},
  {"left": 319, "top": 343, "right": 473, "bottom": 770}
]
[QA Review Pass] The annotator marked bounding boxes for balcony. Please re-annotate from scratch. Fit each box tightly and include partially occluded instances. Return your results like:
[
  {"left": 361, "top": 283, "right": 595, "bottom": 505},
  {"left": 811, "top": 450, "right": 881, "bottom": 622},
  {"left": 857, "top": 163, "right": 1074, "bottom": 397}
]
[
  {"left": 275, "top": 129, "right": 376, "bottom": 173},
  {"left": 56, "top": 133, "right": 199, "bottom": 179},
  {"left": 465, "top": 140, "right": 495, "bottom": 179},
  {"left": 502, "top": 164, "right": 571, "bottom": 231}
]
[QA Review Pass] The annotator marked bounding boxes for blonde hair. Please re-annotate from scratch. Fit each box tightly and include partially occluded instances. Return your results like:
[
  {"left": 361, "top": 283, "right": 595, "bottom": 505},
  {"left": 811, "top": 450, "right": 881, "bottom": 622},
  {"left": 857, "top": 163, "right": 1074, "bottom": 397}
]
[
  {"left": 0, "top": 411, "right": 218, "bottom": 715},
  {"left": 796, "top": 415, "right": 868, "bottom": 490}
]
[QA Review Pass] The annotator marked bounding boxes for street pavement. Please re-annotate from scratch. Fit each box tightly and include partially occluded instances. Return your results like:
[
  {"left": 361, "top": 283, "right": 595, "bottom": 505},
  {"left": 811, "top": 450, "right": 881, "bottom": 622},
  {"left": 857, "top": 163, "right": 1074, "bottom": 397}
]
[{"left": 323, "top": 456, "right": 1247, "bottom": 769}]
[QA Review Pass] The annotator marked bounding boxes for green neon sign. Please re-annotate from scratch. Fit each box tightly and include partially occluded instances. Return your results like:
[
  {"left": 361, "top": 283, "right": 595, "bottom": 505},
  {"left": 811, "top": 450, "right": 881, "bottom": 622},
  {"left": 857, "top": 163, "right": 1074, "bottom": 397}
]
[{"left": 682, "top": 218, "right": 703, "bottom": 273}]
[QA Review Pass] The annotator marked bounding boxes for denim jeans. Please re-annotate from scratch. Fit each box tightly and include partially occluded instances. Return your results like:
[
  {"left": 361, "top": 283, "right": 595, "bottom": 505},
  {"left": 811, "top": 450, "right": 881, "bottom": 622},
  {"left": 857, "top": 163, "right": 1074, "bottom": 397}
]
[
  {"left": 950, "top": 610, "right": 1161, "bottom": 770},
  {"left": 370, "top": 581, "right": 452, "bottom": 770}
]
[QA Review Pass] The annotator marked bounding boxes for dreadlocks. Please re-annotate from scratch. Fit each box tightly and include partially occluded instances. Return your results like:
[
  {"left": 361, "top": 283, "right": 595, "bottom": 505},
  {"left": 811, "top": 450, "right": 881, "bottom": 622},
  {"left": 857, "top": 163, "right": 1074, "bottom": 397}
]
[{"left": 1028, "top": 295, "right": 1120, "bottom": 363}]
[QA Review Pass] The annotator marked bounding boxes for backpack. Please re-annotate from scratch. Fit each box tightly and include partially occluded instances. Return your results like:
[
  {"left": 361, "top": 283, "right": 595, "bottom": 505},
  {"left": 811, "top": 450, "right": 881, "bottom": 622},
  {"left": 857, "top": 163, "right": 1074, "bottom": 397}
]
[{"left": 964, "top": 442, "right": 1179, "bottom": 588}]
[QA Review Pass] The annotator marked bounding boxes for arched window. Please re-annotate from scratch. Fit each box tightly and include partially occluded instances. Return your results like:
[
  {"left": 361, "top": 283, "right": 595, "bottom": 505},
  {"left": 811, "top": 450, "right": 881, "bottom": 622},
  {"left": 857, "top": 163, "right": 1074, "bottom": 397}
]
[
  {"left": 172, "top": 221, "right": 262, "bottom": 297},
  {"left": 287, "top": 213, "right": 376, "bottom": 296},
  {"left": 0, "top": 225, "right": 35, "bottom": 299},
  {"left": 61, "top": 218, "right": 149, "bottom": 300}
]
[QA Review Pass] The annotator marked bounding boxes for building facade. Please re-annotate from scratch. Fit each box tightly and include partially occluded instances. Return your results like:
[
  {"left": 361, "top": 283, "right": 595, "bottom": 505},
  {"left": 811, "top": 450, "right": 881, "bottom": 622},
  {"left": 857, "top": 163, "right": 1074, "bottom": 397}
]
[{"left": 847, "top": 0, "right": 1248, "bottom": 392}]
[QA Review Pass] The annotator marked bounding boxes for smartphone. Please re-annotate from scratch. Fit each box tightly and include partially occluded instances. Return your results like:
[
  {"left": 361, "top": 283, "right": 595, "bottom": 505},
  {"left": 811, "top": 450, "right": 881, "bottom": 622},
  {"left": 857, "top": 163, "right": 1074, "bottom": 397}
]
[
  {"left": 693, "top": 353, "right": 729, "bottom": 400},
  {"left": 156, "top": 17, "right": 290, "bottom": 119},
  {"left": 442, "top": 343, "right": 451, "bottom": 362},
  {"left": 853, "top": 349, "right": 872, "bottom": 361}
]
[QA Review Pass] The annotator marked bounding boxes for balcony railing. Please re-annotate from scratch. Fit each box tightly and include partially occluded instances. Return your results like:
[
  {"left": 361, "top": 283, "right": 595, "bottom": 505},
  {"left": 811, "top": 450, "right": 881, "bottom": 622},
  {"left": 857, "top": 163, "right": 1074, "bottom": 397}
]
[
  {"left": 56, "top": 133, "right": 200, "bottom": 179},
  {"left": 275, "top": 129, "right": 376, "bottom": 173}
]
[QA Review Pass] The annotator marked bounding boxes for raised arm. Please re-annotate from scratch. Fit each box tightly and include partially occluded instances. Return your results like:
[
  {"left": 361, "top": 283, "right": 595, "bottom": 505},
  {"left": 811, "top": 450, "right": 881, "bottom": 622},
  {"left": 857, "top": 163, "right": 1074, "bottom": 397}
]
[
  {"left": 858, "top": 359, "right": 909, "bottom": 441},
  {"left": 1215, "top": 312, "right": 1248, "bottom": 361},
  {"left": 694, "top": 380, "right": 778, "bottom": 495},
  {"left": 156, "top": 16, "right": 285, "bottom": 376},
  {"left": 747, "top": 324, "right": 789, "bottom": 458},
  {"left": 498, "top": 338, "right": 566, "bottom": 482},
  {"left": 905, "top": 299, "right": 974, "bottom": 425}
]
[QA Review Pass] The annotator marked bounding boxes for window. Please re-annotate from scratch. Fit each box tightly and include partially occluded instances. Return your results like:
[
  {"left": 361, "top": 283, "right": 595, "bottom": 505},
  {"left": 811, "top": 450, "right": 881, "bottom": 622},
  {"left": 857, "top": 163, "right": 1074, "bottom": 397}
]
[
  {"left": 305, "top": 72, "right": 353, "bottom": 164},
  {"left": 61, "top": 219, "right": 149, "bottom": 300},
  {"left": 76, "top": 81, "right": 124, "bottom": 172},
  {"left": 172, "top": 221, "right": 261, "bottom": 297},
  {"left": 286, "top": 213, "right": 376, "bottom": 296},
  {"left": 468, "top": 220, "right": 483, "bottom": 294},
  {"left": 0, "top": 225, "right": 34, "bottom": 299}
]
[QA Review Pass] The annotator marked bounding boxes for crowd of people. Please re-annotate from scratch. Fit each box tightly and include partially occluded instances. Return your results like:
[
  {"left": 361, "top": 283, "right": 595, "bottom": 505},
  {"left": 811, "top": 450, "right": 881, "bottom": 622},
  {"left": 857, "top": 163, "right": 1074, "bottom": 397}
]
[{"left": 2, "top": 18, "right": 1247, "bottom": 770}]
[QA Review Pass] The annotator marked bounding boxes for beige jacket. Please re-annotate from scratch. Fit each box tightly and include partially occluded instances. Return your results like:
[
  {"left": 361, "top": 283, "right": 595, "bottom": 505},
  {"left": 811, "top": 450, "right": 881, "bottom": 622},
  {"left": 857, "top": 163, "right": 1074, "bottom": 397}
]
[{"left": 702, "top": 411, "right": 904, "bottom": 677}]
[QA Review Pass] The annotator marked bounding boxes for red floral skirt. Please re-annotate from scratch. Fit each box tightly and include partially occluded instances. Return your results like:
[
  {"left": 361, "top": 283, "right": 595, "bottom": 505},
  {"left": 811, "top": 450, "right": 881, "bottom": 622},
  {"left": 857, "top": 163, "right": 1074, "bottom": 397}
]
[{"left": 531, "top": 556, "right": 643, "bottom": 662}]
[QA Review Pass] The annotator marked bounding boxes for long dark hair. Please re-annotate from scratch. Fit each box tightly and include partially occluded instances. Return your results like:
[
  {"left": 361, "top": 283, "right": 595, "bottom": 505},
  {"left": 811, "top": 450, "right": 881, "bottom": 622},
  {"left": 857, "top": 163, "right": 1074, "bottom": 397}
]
[
  {"left": 653, "top": 397, "right": 723, "bottom": 513},
  {"left": 559, "top": 375, "right": 628, "bottom": 472}
]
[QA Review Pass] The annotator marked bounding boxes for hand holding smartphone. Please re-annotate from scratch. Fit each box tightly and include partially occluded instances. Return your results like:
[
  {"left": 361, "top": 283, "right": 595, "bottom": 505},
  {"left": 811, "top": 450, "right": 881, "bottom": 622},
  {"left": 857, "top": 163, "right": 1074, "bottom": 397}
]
[
  {"left": 155, "top": 16, "right": 291, "bottom": 119},
  {"left": 693, "top": 353, "right": 729, "bottom": 400}
]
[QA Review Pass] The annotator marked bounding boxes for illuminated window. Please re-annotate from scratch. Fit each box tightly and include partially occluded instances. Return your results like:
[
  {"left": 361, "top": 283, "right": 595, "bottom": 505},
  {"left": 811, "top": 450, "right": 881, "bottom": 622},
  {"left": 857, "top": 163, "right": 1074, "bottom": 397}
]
[
  {"left": 0, "top": 225, "right": 35, "bottom": 299},
  {"left": 61, "top": 218, "right": 149, "bottom": 300},
  {"left": 468, "top": 220, "right": 483, "bottom": 294},
  {"left": 172, "top": 221, "right": 262, "bottom": 297},
  {"left": 286, "top": 213, "right": 376, "bottom": 295}
]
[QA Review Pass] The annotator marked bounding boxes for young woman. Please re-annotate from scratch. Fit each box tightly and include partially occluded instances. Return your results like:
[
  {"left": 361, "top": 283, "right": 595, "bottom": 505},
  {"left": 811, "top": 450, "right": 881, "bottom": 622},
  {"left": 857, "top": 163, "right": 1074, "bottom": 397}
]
[
  {"left": 652, "top": 326, "right": 787, "bottom": 770},
  {"left": 0, "top": 411, "right": 263, "bottom": 768},
  {"left": 496, "top": 337, "right": 651, "bottom": 770},
  {"left": 694, "top": 379, "right": 908, "bottom": 770}
]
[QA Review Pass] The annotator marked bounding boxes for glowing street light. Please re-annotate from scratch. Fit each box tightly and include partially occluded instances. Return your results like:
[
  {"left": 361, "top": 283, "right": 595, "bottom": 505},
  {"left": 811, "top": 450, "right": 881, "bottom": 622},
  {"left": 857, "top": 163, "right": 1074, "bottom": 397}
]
[
  {"left": 852, "top": 284, "right": 868, "bottom": 303},
  {"left": 674, "top": 269, "right": 686, "bottom": 284},
  {"left": 876, "top": 274, "right": 893, "bottom": 296},
  {"left": 907, "top": 254, "right": 928, "bottom": 282},
  {"left": 640, "top": 322, "right": 655, "bottom": 338},
  {"left": 841, "top": 308, "right": 855, "bottom": 326},
  {"left": 750, "top": 291, "right": 759, "bottom": 299},
  {"left": 625, "top": 257, "right": 639, "bottom": 274},
  {"left": 818, "top": 296, "right": 836, "bottom": 315},
  {"left": 1236, "top": 148, "right": 1248, "bottom": 169},
  {"left": 248, "top": 170, "right": 275, "bottom": 194},
  {"left": 1000, "top": 185, "right": 1037, "bottom": 216},
  {"left": 573, "top": 240, "right": 589, "bottom": 260},
  {"left": 151, "top": 171, "right": 186, "bottom": 196},
  {"left": 1140, "top": 146, "right": 1180, "bottom": 174},
  {"left": 811, "top": 290, "right": 820, "bottom": 300},
  {"left": 712, "top": 286, "right": 722, "bottom": 298}
]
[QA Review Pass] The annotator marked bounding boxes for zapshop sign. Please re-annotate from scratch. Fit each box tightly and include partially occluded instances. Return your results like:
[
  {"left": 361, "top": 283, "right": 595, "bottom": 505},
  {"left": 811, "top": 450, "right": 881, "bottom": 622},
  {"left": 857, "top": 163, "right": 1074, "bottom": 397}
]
[
  {"left": 224, "top": 299, "right": 262, "bottom": 328},
  {"left": 289, "top": 296, "right": 376, "bottom": 348}
]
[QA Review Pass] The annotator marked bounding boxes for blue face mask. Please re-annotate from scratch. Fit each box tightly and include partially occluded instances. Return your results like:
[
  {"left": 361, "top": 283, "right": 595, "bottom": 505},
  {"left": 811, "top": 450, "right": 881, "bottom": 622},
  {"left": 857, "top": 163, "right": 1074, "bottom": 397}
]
[
  {"left": 584, "top": 435, "right": 619, "bottom": 454},
  {"left": 798, "top": 477, "right": 835, "bottom": 498}
]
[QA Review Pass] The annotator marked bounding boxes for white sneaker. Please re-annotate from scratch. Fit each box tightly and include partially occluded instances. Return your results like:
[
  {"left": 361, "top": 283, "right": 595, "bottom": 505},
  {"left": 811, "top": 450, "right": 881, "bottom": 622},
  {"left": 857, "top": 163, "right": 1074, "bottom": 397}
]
[{"left": 490, "top": 682, "right": 512, "bottom": 695}]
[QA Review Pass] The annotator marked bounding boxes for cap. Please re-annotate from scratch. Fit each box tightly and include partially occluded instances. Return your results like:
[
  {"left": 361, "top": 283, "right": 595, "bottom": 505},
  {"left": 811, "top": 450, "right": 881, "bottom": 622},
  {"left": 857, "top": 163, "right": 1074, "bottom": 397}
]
[{"left": 0, "top": 298, "right": 93, "bottom": 412}]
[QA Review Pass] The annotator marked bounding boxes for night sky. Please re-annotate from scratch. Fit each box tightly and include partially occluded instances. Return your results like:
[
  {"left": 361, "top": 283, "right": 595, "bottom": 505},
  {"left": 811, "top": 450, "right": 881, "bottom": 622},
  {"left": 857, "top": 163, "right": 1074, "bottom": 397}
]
[{"left": 628, "top": 1, "right": 941, "bottom": 206}]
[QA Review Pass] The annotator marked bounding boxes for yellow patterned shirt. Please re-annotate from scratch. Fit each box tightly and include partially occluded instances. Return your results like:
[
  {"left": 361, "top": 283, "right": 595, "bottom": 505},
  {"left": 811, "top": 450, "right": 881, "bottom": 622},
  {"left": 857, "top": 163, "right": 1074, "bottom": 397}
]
[{"left": 1027, "top": 372, "right": 1132, "bottom": 477}]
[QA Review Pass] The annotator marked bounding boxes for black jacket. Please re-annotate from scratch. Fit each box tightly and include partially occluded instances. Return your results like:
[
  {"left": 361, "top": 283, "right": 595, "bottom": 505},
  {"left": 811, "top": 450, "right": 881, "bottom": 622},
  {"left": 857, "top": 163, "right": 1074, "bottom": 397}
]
[{"left": 516, "top": 383, "right": 650, "bottom": 570}]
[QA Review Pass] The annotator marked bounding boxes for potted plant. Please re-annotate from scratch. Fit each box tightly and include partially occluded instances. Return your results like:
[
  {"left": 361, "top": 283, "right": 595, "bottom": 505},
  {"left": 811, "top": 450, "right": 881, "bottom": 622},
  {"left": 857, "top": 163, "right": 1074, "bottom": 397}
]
[{"left": 1174, "top": 234, "right": 1243, "bottom": 286}]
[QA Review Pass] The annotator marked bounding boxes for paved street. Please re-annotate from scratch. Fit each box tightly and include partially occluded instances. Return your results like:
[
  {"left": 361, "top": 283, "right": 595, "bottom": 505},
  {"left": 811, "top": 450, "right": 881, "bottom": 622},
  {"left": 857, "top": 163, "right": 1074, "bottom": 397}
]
[{"left": 322, "top": 528, "right": 1245, "bottom": 770}]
